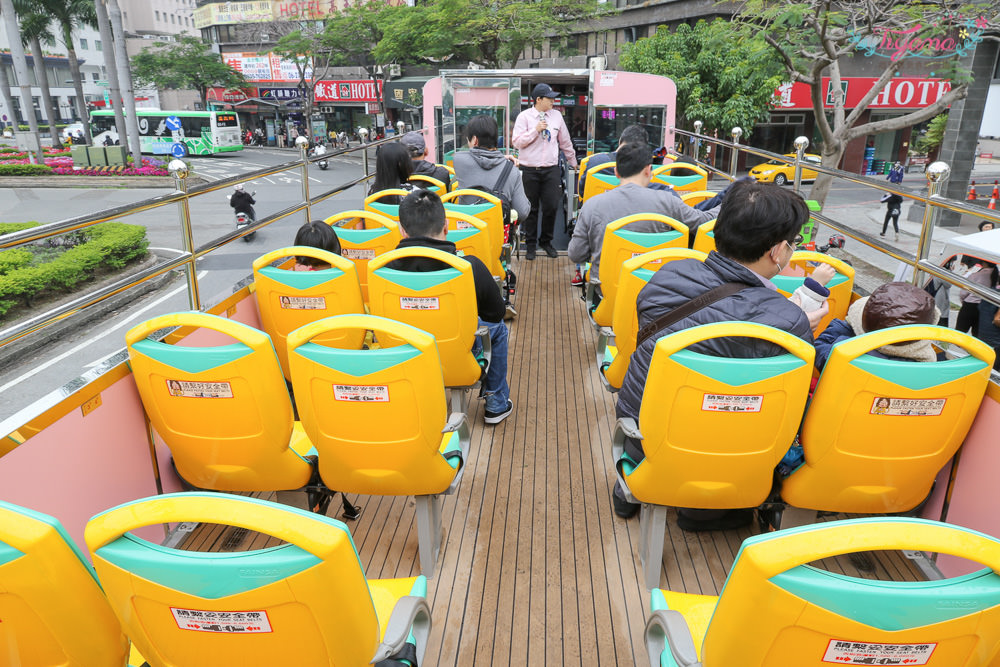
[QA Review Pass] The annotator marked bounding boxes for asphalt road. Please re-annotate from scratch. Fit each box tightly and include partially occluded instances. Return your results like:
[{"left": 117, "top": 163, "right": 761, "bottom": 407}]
[{"left": 1, "top": 150, "right": 998, "bottom": 423}]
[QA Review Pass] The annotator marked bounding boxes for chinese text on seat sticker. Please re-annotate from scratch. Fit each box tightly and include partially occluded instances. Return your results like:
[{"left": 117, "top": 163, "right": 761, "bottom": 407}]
[
  {"left": 822, "top": 640, "right": 935, "bottom": 664},
  {"left": 279, "top": 295, "right": 325, "bottom": 310},
  {"left": 342, "top": 248, "right": 375, "bottom": 260},
  {"left": 334, "top": 384, "right": 390, "bottom": 402},
  {"left": 870, "top": 397, "right": 945, "bottom": 416},
  {"left": 400, "top": 296, "right": 440, "bottom": 310},
  {"left": 171, "top": 607, "right": 272, "bottom": 633},
  {"left": 166, "top": 380, "right": 232, "bottom": 399},
  {"left": 701, "top": 394, "right": 763, "bottom": 413}
]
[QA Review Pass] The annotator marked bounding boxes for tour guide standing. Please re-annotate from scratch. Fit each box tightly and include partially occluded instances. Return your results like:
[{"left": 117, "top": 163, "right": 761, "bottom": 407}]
[{"left": 513, "top": 83, "right": 578, "bottom": 260}]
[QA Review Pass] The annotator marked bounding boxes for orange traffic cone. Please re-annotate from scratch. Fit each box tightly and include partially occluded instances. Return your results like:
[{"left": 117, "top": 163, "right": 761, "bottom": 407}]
[
  {"left": 989, "top": 196, "right": 997, "bottom": 211},
  {"left": 968, "top": 181, "right": 977, "bottom": 200},
  {"left": 992, "top": 180, "right": 999, "bottom": 200}
]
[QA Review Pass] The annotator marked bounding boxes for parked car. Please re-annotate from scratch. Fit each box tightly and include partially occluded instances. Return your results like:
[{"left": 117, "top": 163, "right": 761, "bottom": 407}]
[{"left": 749, "top": 153, "right": 822, "bottom": 186}]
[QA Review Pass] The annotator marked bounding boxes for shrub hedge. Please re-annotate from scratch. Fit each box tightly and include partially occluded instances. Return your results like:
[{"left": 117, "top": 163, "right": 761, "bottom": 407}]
[
  {"left": 0, "top": 222, "right": 149, "bottom": 317},
  {"left": 0, "top": 164, "right": 53, "bottom": 176}
]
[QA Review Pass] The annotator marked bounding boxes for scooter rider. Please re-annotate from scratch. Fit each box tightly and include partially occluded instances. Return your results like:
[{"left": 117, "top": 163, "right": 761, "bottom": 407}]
[{"left": 230, "top": 184, "right": 256, "bottom": 221}]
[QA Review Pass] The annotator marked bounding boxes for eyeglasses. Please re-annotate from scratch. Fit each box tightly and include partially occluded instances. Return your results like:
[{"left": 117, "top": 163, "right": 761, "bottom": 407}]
[{"left": 786, "top": 234, "right": 803, "bottom": 250}]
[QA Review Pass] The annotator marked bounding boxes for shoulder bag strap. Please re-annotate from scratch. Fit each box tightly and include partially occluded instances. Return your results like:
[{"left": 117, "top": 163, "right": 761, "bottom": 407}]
[
  {"left": 492, "top": 157, "right": 514, "bottom": 193},
  {"left": 635, "top": 282, "right": 747, "bottom": 349}
]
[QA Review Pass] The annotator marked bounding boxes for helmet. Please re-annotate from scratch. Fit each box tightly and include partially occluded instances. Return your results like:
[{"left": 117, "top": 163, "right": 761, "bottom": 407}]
[{"left": 233, "top": 183, "right": 244, "bottom": 191}]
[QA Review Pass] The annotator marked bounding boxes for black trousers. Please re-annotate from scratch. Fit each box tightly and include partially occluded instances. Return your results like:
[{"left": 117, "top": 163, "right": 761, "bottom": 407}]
[
  {"left": 955, "top": 301, "right": 980, "bottom": 337},
  {"left": 520, "top": 165, "right": 562, "bottom": 248},
  {"left": 882, "top": 208, "right": 900, "bottom": 234}
]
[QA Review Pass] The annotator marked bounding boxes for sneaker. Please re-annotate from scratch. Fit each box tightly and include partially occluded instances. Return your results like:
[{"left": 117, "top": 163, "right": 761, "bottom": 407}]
[
  {"left": 525, "top": 247, "right": 536, "bottom": 261},
  {"left": 484, "top": 399, "right": 513, "bottom": 425},
  {"left": 612, "top": 486, "right": 640, "bottom": 519},
  {"left": 541, "top": 243, "right": 558, "bottom": 258},
  {"left": 504, "top": 304, "right": 518, "bottom": 320},
  {"left": 571, "top": 269, "right": 584, "bottom": 286},
  {"left": 895, "top": 233, "right": 899, "bottom": 241}
]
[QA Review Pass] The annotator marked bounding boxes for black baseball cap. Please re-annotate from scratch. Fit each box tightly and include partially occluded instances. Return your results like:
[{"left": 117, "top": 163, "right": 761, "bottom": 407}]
[{"left": 531, "top": 83, "right": 558, "bottom": 99}]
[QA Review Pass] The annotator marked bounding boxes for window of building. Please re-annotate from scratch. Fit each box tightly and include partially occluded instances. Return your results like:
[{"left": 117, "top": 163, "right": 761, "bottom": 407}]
[
  {"left": 91, "top": 72, "right": 99, "bottom": 82},
  {"left": 80, "top": 38, "right": 88, "bottom": 50},
  {"left": 95, "top": 40, "right": 102, "bottom": 51},
  {"left": 184, "top": 17, "right": 190, "bottom": 26},
  {"left": 155, "top": 10, "right": 161, "bottom": 20},
  {"left": 171, "top": 14, "right": 176, "bottom": 23}
]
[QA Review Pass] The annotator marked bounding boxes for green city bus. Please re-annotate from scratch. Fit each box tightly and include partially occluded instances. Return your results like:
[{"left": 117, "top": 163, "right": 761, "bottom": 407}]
[{"left": 89, "top": 110, "right": 243, "bottom": 156}]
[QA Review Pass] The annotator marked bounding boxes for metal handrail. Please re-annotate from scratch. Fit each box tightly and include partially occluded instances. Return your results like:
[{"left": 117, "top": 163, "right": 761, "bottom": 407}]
[
  {"left": 0, "top": 139, "right": 382, "bottom": 349},
  {"left": 674, "top": 126, "right": 1000, "bottom": 307}
]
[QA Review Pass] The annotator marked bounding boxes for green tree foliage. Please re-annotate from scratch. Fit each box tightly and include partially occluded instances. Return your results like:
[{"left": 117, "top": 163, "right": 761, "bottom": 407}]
[
  {"left": 736, "top": 0, "right": 1000, "bottom": 203},
  {"left": 620, "top": 19, "right": 784, "bottom": 139},
  {"left": 376, "top": 0, "right": 608, "bottom": 69},
  {"left": 131, "top": 36, "right": 248, "bottom": 107},
  {"left": 915, "top": 113, "right": 947, "bottom": 155}
]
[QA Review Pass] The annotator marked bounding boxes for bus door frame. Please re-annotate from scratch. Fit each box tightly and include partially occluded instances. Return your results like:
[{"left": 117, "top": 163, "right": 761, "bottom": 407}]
[{"left": 440, "top": 74, "right": 521, "bottom": 158}]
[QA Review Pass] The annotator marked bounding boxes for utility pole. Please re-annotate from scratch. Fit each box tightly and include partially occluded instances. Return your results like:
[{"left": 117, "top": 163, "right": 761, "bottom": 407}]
[
  {"left": 0, "top": 0, "right": 43, "bottom": 163},
  {"left": 104, "top": 0, "right": 142, "bottom": 163},
  {"left": 94, "top": 0, "right": 127, "bottom": 153}
]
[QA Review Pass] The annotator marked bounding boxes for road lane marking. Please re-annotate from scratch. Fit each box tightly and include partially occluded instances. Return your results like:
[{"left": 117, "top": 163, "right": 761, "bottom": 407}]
[{"left": 0, "top": 271, "right": 209, "bottom": 392}]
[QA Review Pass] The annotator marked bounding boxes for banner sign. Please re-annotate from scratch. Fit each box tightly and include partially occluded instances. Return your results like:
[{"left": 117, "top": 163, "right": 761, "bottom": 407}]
[
  {"left": 206, "top": 87, "right": 258, "bottom": 103},
  {"left": 314, "top": 80, "right": 383, "bottom": 103},
  {"left": 193, "top": 1, "right": 272, "bottom": 29},
  {"left": 260, "top": 88, "right": 303, "bottom": 101},
  {"left": 222, "top": 52, "right": 312, "bottom": 83},
  {"left": 775, "top": 77, "right": 952, "bottom": 111}
]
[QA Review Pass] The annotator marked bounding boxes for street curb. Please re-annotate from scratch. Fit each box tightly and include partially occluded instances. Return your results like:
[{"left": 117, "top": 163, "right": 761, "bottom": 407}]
[
  {"left": 0, "top": 254, "right": 176, "bottom": 369},
  {"left": 0, "top": 176, "right": 177, "bottom": 188}
]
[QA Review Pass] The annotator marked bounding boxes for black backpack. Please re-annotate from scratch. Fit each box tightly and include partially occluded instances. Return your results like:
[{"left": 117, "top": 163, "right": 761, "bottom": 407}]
[{"left": 460, "top": 158, "right": 515, "bottom": 227}]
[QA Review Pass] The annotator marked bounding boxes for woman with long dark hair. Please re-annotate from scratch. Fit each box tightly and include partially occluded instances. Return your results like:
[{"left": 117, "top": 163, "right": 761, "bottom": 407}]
[{"left": 368, "top": 142, "right": 414, "bottom": 205}]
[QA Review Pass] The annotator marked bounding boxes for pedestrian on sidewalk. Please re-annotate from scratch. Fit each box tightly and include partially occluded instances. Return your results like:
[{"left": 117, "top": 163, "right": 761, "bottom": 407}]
[
  {"left": 880, "top": 192, "right": 902, "bottom": 241},
  {"left": 887, "top": 161, "right": 904, "bottom": 184}
]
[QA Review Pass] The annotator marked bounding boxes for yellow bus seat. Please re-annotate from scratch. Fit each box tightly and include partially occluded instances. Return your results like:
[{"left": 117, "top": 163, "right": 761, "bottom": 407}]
[
  {"left": 125, "top": 312, "right": 319, "bottom": 497},
  {"left": 368, "top": 247, "right": 489, "bottom": 404},
  {"left": 599, "top": 249, "right": 708, "bottom": 393},
  {"left": 86, "top": 493, "right": 431, "bottom": 667},
  {"left": 441, "top": 189, "right": 506, "bottom": 276},
  {"left": 772, "top": 251, "right": 856, "bottom": 335},
  {"left": 782, "top": 326, "right": 996, "bottom": 515},
  {"left": 324, "top": 210, "right": 401, "bottom": 303},
  {"left": 444, "top": 210, "right": 498, "bottom": 281},
  {"left": 612, "top": 322, "right": 815, "bottom": 589},
  {"left": 588, "top": 213, "right": 690, "bottom": 331},
  {"left": 680, "top": 190, "right": 717, "bottom": 207},
  {"left": 651, "top": 163, "right": 709, "bottom": 192},
  {"left": 287, "top": 314, "right": 472, "bottom": 577},
  {"left": 363, "top": 189, "right": 411, "bottom": 221},
  {"left": 408, "top": 174, "right": 447, "bottom": 192},
  {"left": 582, "top": 161, "right": 618, "bottom": 204},
  {"left": 0, "top": 499, "right": 132, "bottom": 667},
  {"left": 691, "top": 218, "right": 717, "bottom": 254},
  {"left": 252, "top": 247, "right": 366, "bottom": 381},
  {"left": 439, "top": 163, "right": 456, "bottom": 191},
  {"left": 646, "top": 517, "right": 1000, "bottom": 666}
]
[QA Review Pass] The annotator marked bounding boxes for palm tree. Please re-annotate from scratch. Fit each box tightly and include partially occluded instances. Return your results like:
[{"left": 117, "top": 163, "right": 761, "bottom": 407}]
[
  {"left": 0, "top": 0, "right": 43, "bottom": 160},
  {"left": 16, "top": 8, "right": 64, "bottom": 148},
  {"left": 39, "top": 0, "right": 96, "bottom": 142}
]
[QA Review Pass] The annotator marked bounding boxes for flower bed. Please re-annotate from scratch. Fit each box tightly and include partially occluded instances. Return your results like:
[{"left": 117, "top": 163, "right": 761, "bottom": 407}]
[{"left": 0, "top": 152, "right": 168, "bottom": 176}]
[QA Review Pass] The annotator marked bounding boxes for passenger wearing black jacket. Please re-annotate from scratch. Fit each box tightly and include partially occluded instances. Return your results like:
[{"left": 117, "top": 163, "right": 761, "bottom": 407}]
[{"left": 389, "top": 189, "right": 512, "bottom": 425}]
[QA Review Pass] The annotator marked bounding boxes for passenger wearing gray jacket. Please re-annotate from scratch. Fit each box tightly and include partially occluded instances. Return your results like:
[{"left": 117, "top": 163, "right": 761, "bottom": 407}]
[
  {"left": 567, "top": 141, "right": 720, "bottom": 294},
  {"left": 612, "top": 180, "right": 827, "bottom": 520},
  {"left": 452, "top": 115, "right": 531, "bottom": 223}
]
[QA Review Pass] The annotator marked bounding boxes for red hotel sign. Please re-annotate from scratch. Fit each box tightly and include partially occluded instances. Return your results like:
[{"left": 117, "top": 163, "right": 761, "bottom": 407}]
[
  {"left": 776, "top": 77, "right": 952, "bottom": 110},
  {"left": 314, "top": 80, "right": 383, "bottom": 103}
]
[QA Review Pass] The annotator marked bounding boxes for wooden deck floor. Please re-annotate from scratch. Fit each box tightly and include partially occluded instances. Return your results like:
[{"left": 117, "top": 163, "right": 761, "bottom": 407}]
[{"left": 180, "top": 255, "right": 923, "bottom": 665}]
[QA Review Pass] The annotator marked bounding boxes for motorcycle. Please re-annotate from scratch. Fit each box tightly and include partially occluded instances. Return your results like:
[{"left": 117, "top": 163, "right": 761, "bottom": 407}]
[
  {"left": 313, "top": 144, "right": 329, "bottom": 170},
  {"left": 232, "top": 190, "right": 257, "bottom": 242}
]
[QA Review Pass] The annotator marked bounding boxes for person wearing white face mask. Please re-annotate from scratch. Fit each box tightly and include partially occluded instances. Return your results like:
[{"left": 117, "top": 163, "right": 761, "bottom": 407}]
[{"left": 611, "top": 179, "right": 830, "bottom": 523}]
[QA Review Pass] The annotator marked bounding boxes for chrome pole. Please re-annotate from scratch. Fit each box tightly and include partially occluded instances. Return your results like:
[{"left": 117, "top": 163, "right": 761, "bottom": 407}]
[
  {"left": 792, "top": 136, "right": 809, "bottom": 193},
  {"left": 692, "top": 120, "right": 703, "bottom": 163},
  {"left": 296, "top": 135, "right": 312, "bottom": 221},
  {"left": 913, "top": 161, "right": 951, "bottom": 286},
  {"left": 168, "top": 159, "right": 200, "bottom": 310},
  {"left": 729, "top": 127, "right": 742, "bottom": 179},
  {"left": 359, "top": 127, "right": 370, "bottom": 177}
]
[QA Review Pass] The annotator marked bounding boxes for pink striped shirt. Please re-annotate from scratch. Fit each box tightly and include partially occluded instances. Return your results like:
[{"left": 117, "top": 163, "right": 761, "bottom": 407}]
[{"left": 512, "top": 106, "right": 578, "bottom": 168}]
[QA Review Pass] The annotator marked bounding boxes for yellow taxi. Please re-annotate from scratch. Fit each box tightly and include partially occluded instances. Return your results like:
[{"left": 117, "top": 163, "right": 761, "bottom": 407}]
[{"left": 749, "top": 153, "right": 822, "bottom": 186}]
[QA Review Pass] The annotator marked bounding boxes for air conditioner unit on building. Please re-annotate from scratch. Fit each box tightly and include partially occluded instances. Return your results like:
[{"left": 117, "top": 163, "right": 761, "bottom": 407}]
[
  {"left": 388, "top": 64, "right": 401, "bottom": 77},
  {"left": 588, "top": 56, "right": 607, "bottom": 71}
]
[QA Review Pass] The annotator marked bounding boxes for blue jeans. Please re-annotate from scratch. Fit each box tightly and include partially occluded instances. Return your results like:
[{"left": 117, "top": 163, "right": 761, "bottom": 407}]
[{"left": 474, "top": 318, "right": 510, "bottom": 412}]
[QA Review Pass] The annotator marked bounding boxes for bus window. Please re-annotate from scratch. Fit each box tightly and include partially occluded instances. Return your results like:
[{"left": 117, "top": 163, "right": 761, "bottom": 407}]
[
  {"left": 594, "top": 106, "right": 666, "bottom": 153},
  {"left": 181, "top": 115, "right": 210, "bottom": 138}
]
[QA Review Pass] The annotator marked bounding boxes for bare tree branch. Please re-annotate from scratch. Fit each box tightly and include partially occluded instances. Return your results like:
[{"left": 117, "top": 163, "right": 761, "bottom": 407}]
[{"left": 844, "top": 85, "right": 969, "bottom": 141}]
